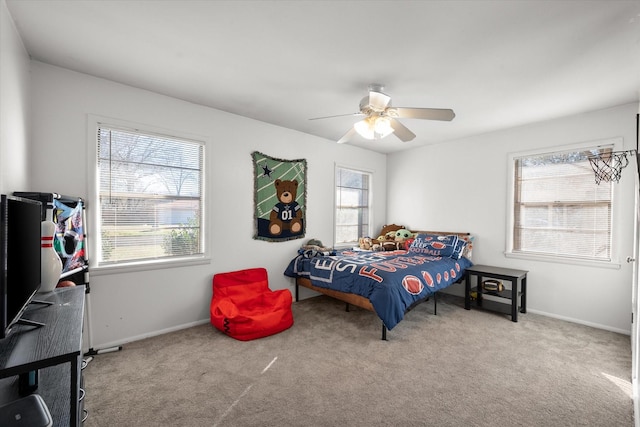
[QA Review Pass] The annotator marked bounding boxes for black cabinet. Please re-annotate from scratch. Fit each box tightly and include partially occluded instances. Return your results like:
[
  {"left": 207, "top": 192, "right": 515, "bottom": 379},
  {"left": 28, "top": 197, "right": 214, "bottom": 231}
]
[
  {"left": 464, "top": 264, "right": 528, "bottom": 322},
  {"left": 0, "top": 286, "right": 85, "bottom": 425}
]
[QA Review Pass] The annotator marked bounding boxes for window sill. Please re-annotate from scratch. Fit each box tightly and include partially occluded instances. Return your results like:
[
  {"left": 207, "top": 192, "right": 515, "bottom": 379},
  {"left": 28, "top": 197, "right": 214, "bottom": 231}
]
[
  {"left": 335, "top": 244, "right": 356, "bottom": 249},
  {"left": 90, "top": 255, "right": 212, "bottom": 276},
  {"left": 504, "top": 251, "right": 621, "bottom": 269}
]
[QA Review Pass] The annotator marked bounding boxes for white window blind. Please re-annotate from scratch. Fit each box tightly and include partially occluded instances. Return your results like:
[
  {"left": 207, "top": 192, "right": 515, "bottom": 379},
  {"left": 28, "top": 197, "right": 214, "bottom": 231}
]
[
  {"left": 512, "top": 146, "right": 613, "bottom": 261},
  {"left": 335, "top": 167, "right": 371, "bottom": 246},
  {"left": 97, "top": 125, "right": 204, "bottom": 265}
]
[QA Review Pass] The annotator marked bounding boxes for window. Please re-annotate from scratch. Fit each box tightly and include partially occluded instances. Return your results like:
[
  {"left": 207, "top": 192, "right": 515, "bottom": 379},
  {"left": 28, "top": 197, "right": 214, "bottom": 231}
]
[
  {"left": 96, "top": 124, "right": 204, "bottom": 266},
  {"left": 335, "top": 166, "right": 371, "bottom": 246},
  {"left": 508, "top": 144, "right": 614, "bottom": 262}
]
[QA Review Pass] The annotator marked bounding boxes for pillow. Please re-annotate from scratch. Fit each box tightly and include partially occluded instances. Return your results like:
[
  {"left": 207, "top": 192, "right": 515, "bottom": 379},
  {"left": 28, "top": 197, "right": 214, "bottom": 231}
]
[
  {"left": 459, "top": 235, "right": 474, "bottom": 260},
  {"left": 408, "top": 234, "right": 460, "bottom": 258},
  {"left": 451, "top": 238, "right": 467, "bottom": 260}
]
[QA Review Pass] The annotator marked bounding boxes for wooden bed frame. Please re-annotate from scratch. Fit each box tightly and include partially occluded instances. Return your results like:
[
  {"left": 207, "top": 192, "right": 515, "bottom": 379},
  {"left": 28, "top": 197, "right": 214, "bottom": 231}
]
[
  {"left": 294, "top": 277, "right": 437, "bottom": 340},
  {"left": 293, "top": 231, "right": 470, "bottom": 340}
]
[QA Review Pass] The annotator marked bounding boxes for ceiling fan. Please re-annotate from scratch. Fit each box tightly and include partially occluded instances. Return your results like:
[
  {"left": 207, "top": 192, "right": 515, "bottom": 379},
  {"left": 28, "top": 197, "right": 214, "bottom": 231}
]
[{"left": 310, "top": 84, "right": 455, "bottom": 144}]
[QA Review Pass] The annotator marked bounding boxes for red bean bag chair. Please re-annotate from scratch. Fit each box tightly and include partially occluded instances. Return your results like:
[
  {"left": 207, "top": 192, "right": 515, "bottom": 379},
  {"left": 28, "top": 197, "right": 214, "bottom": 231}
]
[{"left": 210, "top": 267, "right": 293, "bottom": 341}]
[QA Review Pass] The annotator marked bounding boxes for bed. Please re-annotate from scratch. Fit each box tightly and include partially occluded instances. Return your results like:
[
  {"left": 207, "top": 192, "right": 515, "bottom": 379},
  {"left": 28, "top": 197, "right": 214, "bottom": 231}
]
[{"left": 284, "top": 231, "right": 474, "bottom": 339}]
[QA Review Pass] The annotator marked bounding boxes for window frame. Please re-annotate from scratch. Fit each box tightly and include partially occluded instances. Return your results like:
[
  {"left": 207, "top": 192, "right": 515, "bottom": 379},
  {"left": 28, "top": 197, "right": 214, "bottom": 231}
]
[
  {"left": 505, "top": 138, "right": 622, "bottom": 269},
  {"left": 87, "top": 115, "right": 210, "bottom": 275},
  {"left": 334, "top": 164, "right": 373, "bottom": 248}
]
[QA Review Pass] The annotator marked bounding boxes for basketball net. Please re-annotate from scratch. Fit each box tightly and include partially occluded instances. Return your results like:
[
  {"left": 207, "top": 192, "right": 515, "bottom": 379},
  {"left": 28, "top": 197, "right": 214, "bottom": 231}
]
[{"left": 588, "top": 150, "right": 633, "bottom": 184}]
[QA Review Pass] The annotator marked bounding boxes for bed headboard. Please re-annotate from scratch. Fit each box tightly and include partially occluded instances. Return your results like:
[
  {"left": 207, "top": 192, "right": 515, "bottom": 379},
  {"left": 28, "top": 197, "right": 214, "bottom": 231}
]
[{"left": 411, "top": 230, "right": 471, "bottom": 238}]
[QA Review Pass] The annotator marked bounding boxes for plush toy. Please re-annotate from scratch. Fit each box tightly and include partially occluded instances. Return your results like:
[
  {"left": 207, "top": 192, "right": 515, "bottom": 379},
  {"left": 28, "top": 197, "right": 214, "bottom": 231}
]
[
  {"left": 372, "top": 224, "right": 405, "bottom": 246},
  {"left": 358, "top": 236, "right": 374, "bottom": 250},
  {"left": 394, "top": 229, "right": 414, "bottom": 251},
  {"left": 394, "top": 229, "right": 413, "bottom": 242},
  {"left": 379, "top": 231, "right": 403, "bottom": 251},
  {"left": 370, "top": 224, "right": 407, "bottom": 251},
  {"left": 269, "top": 179, "right": 303, "bottom": 236}
]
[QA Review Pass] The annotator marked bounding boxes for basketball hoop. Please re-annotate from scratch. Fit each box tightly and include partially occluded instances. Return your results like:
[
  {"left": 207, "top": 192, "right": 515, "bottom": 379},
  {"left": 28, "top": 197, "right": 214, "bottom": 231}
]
[{"left": 588, "top": 150, "right": 633, "bottom": 184}]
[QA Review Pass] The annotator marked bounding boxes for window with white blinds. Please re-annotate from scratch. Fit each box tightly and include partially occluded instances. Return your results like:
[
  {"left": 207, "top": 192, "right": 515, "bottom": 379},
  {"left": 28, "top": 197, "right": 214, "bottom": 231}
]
[
  {"left": 335, "top": 167, "right": 371, "bottom": 246},
  {"left": 511, "top": 146, "right": 613, "bottom": 261},
  {"left": 97, "top": 125, "right": 204, "bottom": 265}
]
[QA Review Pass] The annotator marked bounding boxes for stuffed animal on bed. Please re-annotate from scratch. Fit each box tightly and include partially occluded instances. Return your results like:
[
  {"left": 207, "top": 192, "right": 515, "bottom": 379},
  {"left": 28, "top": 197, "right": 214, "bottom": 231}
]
[
  {"left": 379, "top": 232, "right": 401, "bottom": 251},
  {"left": 378, "top": 228, "right": 414, "bottom": 251},
  {"left": 368, "top": 224, "right": 405, "bottom": 251},
  {"left": 394, "top": 229, "right": 413, "bottom": 242},
  {"left": 393, "top": 229, "right": 415, "bottom": 251},
  {"left": 358, "top": 236, "right": 374, "bottom": 250},
  {"left": 372, "top": 224, "right": 405, "bottom": 250},
  {"left": 357, "top": 224, "right": 410, "bottom": 251}
]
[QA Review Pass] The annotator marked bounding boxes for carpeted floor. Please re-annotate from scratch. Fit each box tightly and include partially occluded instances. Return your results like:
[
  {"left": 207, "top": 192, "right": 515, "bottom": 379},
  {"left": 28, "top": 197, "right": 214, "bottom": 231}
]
[{"left": 82, "top": 294, "right": 634, "bottom": 426}]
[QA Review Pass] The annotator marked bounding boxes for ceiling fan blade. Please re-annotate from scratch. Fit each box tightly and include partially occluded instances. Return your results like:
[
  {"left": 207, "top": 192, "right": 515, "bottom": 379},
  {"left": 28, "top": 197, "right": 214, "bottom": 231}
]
[
  {"left": 337, "top": 127, "right": 357, "bottom": 144},
  {"left": 309, "top": 112, "right": 363, "bottom": 120},
  {"left": 368, "top": 91, "right": 391, "bottom": 111},
  {"left": 389, "top": 118, "right": 416, "bottom": 142},
  {"left": 387, "top": 107, "right": 455, "bottom": 121}
]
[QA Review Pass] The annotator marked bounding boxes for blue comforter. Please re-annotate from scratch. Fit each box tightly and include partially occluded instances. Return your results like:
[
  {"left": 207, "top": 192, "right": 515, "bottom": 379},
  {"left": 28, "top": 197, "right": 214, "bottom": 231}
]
[{"left": 284, "top": 249, "right": 472, "bottom": 330}]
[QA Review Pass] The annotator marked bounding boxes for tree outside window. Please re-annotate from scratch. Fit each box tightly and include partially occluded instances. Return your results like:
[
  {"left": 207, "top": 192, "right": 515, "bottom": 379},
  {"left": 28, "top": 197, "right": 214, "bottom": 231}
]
[{"left": 97, "top": 126, "right": 204, "bottom": 265}]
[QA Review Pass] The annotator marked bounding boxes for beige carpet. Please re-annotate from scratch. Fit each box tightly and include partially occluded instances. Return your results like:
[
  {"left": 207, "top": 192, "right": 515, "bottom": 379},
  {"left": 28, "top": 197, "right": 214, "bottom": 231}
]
[{"left": 82, "top": 294, "right": 633, "bottom": 426}]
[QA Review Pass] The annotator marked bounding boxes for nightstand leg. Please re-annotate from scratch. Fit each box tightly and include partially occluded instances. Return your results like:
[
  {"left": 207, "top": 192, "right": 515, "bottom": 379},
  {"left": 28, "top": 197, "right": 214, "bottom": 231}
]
[
  {"left": 521, "top": 276, "right": 527, "bottom": 313},
  {"left": 464, "top": 272, "right": 471, "bottom": 310},
  {"left": 511, "top": 279, "right": 518, "bottom": 322}
]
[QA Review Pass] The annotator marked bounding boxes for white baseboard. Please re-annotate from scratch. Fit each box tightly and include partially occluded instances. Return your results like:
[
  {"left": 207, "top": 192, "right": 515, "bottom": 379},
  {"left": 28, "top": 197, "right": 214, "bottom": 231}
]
[
  {"left": 90, "top": 318, "right": 211, "bottom": 351},
  {"left": 527, "top": 308, "right": 631, "bottom": 336},
  {"left": 441, "top": 289, "right": 631, "bottom": 335},
  {"left": 634, "top": 379, "right": 639, "bottom": 427}
]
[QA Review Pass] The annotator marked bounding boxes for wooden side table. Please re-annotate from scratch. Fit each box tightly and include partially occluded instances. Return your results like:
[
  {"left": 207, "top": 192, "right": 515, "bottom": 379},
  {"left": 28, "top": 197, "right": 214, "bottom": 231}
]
[{"left": 464, "top": 264, "right": 528, "bottom": 322}]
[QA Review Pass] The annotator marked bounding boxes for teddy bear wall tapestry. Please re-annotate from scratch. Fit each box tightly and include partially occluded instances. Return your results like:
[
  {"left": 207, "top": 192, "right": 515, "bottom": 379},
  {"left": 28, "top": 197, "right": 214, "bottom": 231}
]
[{"left": 252, "top": 151, "right": 307, "bottom": 242}]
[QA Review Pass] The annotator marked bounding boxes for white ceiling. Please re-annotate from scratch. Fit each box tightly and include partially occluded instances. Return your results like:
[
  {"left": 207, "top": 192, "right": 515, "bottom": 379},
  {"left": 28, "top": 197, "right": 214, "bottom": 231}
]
[{"left": 6, "top": 0, "right": 640, "bottom": 154}]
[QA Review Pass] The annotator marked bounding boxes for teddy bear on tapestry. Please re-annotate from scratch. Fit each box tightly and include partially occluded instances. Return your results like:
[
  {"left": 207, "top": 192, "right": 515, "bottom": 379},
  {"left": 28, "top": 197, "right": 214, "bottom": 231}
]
[{"left": 269, "top": 179, "right": 303, "bottom": 236}]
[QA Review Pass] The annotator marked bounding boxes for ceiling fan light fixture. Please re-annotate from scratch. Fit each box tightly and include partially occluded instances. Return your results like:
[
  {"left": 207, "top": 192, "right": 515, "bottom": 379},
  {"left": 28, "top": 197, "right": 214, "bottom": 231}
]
[
  {"left": 354, "top": 118, "right": 375, "bottom": 140},
  {"left": 315, "top": 83, "right": 455, "bottom": 145},
  {"left": 354, "top": 116, "right": 394, "bottom": 140},
  {"left": 374, "top": 116, "right": 393, "bottom": 138}
]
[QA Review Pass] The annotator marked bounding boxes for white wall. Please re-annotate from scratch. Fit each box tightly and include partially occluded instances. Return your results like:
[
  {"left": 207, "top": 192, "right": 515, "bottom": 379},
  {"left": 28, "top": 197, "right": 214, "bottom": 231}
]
[
  {"left": 28, "top": 62, "right": 387, "bottom": 349},
  {"left": 0, "top": 0, "right": 30, "bottom": 193},
  {"left": 388, "top": 103, "right": 638, "bottom": 334}
]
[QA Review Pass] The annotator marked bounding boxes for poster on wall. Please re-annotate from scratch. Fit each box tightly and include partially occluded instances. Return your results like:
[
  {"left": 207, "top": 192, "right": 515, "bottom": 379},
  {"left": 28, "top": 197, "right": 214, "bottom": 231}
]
[
  {"left": 252, "top": 151, "right": 307, "bottom": 242},
  {"left": 53, "top": 198, "right": 86, "bottom": 273}
]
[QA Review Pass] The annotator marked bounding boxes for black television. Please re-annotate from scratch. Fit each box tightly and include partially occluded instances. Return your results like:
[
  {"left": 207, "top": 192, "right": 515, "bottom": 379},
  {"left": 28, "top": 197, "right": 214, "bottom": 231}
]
[{"left": 0, "top": 194, "right": 43, "bottom": 339}]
